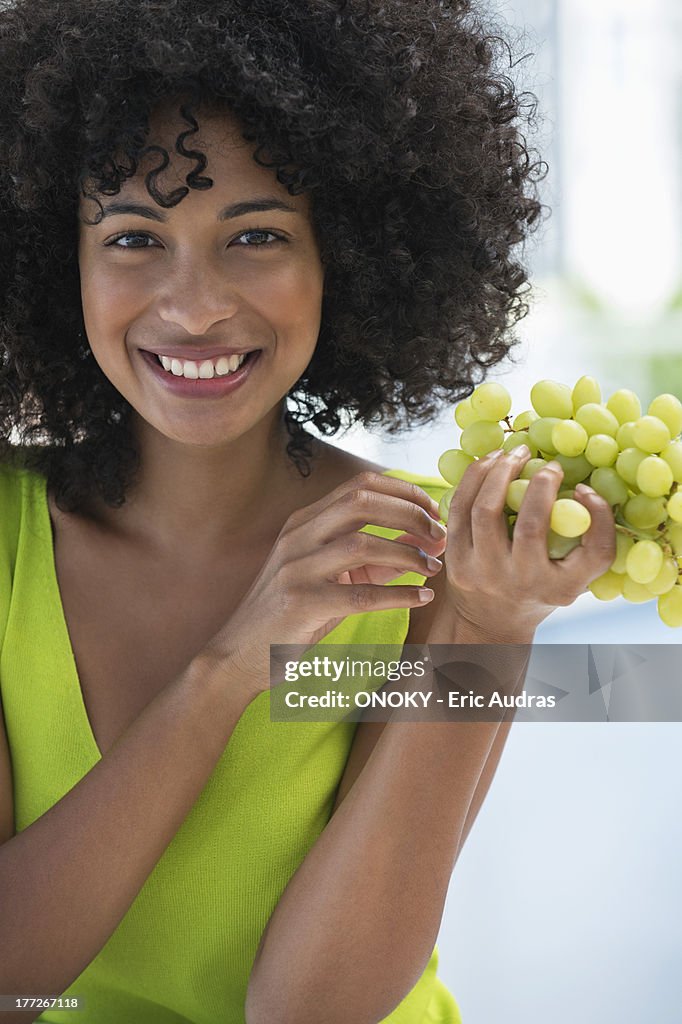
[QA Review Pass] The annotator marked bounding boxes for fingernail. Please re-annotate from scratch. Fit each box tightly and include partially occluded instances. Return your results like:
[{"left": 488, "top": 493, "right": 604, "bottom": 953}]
[
  {"left": 487, "top": 449, "right": 504, "bottom": 459},
  {"left": 575, "top": 483, "right": 594, "bottom": 494},
  {"left": 426, "top": 554, "right": 443, "bottom": 571},
  {"left": 512, "top": 444, "right": 530, "bottom": 458},
  {"left": 545, "top": 460, "right": 563, "bottom": 471},
  {"left": 430, "top": 518, "right": 447, "bottom": 538},
  {"left": 418, "top": 588, "right": 435, "bottom": 602}
]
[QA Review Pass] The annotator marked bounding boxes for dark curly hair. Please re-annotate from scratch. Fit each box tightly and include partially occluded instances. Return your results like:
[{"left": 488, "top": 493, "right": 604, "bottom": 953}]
[{"left": 0, "top": 0, "right": 547, "bottom": 514}]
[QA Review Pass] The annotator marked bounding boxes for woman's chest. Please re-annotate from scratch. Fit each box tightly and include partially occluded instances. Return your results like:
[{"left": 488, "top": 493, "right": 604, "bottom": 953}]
[{"left": 49, "top": 515, "right": 263, "bottom": 758}]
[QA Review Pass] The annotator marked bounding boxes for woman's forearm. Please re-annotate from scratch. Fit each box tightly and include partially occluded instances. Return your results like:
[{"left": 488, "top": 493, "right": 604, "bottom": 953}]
[
  {"left": 455, "top": 716, "right": 515, "bottom": 867},
  {"left": 245, "top": 620, "right": 532, "bottom": 1024},
  {"left": 0, "top": 653, "right": 257, "bottom": 1017}
]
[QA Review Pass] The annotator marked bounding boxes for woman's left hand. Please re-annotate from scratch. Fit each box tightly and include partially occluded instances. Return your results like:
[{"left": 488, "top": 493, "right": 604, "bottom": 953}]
[{"left": 438, "top": 445, "right": 617, "bottom": 641}]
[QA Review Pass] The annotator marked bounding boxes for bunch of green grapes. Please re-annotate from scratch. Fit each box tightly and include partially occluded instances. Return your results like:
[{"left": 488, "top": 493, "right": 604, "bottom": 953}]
[{"left": 438, "top": 377, "right": 682, "bottom": 627}]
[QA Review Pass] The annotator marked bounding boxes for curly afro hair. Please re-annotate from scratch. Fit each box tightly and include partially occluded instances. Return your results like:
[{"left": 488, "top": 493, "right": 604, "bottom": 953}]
[{"left": 0, "top": 0, "right": 547, "bottom": 514}]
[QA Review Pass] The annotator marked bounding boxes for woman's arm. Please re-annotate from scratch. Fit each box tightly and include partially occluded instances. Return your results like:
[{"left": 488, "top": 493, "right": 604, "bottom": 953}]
[
  {"left": 246, "top": 450, "right": 614, "bottom": 1024},
  {"left": 329, "top": 568, "right": 513, "bottom": 866},
  {"left": 245, "top": 605, "right": 533, "bottom": 1024},
  {"left": 0, "top": 654, "right": 257, "bottom": 1021}
]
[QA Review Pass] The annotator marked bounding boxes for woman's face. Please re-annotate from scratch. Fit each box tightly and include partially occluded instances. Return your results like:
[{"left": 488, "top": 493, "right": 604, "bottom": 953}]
[{"left": 77, "top": 102, "right": 325, "bottom": 449}]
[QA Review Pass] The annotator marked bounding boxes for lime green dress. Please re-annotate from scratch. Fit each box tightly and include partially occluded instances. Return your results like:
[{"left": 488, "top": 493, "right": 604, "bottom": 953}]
[{"left": 0, "top": 459, "right": 462, "bottom": 1024}]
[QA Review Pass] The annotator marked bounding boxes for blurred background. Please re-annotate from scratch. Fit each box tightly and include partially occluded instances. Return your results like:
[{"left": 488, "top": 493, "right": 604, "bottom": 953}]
[{"left": 319, "top": 0, "right": 682, "bottom": 1020}]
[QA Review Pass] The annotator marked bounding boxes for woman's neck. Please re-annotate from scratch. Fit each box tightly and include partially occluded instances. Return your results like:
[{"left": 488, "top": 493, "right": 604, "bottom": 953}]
[{"left": 88, "top": 410, "right": 320, "bottom": 564}]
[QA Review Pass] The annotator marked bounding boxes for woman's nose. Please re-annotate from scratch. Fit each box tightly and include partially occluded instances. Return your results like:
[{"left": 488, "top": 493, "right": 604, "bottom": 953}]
[{"left": 156, "top": 262, "right": 240, "bottom": 336}]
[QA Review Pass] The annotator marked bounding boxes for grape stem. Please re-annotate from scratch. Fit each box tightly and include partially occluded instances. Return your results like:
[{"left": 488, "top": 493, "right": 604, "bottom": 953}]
[
  {"left": 614, "top": 518, "right": 677, "bottom": 561},
  {"left": 613, "top": 520, "right": 663, "bottom": 543}
]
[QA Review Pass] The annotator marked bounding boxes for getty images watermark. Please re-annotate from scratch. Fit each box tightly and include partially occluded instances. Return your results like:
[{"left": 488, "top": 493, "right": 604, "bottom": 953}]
[{"left": 267, "top": 643, "right": 682, "bottom": 723}]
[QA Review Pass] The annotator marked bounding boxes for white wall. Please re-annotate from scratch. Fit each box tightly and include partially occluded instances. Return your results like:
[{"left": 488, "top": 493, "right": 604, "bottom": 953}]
[{"left": 332, "top": 1, "right": 682, "bottom": 1019}]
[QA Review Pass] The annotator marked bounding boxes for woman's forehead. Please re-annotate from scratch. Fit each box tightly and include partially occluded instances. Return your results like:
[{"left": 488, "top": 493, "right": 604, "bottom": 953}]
[{"left": 78, "top": 103, "right": 308, "bottom": 213}]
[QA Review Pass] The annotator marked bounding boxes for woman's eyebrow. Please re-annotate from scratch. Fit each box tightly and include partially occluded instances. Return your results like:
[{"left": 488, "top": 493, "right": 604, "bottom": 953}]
[{"left": 95, "top": 196, "right": 298, "bottom": 223}]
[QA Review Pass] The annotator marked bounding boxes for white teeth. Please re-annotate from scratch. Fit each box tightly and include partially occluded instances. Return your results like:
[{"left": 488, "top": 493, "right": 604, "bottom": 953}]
[{"left": 157, "top": 353, "right": 247, "bottom": 379}]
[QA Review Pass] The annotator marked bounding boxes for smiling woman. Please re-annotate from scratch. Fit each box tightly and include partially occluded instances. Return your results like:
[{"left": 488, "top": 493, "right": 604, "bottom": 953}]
[
  {"left": 71, "top": 101, "right": 327, "bottom": 545},
  {"left": 0, "top": 1, "right": 551, "bottom": 1023}
]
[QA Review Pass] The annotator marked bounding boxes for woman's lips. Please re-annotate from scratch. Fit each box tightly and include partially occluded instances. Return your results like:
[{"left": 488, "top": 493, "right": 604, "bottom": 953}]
[{"left": 140, "top": 347, "right": 262, "bottom": 398}]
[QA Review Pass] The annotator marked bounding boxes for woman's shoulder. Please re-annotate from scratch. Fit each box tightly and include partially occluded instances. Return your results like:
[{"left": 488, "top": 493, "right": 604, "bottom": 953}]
[
  {"left": 312, "top": 441, "right": 449, "bottom": 498},
  {"left": 0, "top": 443, "right": 46, "bottom": 473},
  {"left": 0, "top": 444, "right": 46, "bottom": 497}
]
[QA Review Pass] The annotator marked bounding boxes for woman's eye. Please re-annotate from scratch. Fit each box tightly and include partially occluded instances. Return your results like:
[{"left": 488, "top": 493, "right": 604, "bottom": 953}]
[
  {"left": 234, "top": 230, "right": 283, "bottom": 247},
  {"left": 105, "top": 229, "right": 284, "bottom": 250},
  {"left": 107, "top": 232, "right": 155, "bottom": 249}
]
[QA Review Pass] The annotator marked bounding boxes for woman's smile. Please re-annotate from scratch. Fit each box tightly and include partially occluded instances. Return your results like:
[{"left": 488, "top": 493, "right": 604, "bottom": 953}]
[{"left": 138, "top": 346, "right": 263, "bottom": 399}]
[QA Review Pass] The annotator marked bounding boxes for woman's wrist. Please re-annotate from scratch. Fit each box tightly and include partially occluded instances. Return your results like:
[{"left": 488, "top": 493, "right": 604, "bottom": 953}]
[
  {"left": 191, "top": 642, "right": 266, "bottom": 707},
  {"left": 426, "top": 593, "right": 537, "bottom": 646}
]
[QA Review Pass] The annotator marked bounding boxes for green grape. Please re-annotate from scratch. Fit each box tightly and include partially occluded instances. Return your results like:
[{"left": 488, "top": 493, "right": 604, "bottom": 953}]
[
  {"left": 622, "top": 577, "right": 655, "bottom": 604},
  {"left": 667, "top": 523, "right": 682, "bottom": 554},
  {"left": 553, "top": 453, "right": 592, "bottom": 488},
  {"left": 506, "top": 478, "right": 530, "bottom": 512},
  {"left": 438, "top": 448, "right": 475, "bottom": 486},
  {"left": 547, "top": 530, "right": 581, "bottom": 560},
  {"left": 530, "top": 380, "right": 574, "bottom": 419},
  {"left": 443, "top": 380, "right": 682, "bottom": 625},
  {"left": 616, "top": 421, "right": 637, "bottom": 449},
  {"left": 585, "top": 433, "right": 619, "bottom": 468},
  {"left": 589, "top": 467, "right": 629, "bottom": 506},
  {"left": 512, "top": 409, "right": 538, "bottom": 431},
  {"left": 574, "top": 403, "right": 619, "bottom": 438},
  {"left": 647, "top": 393, "right": 682, "bottom": 438},
  {"left": 631, "top": 415, "right": 671, "bottom": 454},
  {"left": 551, "top": 419, "right": 588, "bottom": 457},
  {"left": 460, "top": 420, "right": 504, "bottom": 457},
  {"left": 658, "top": 585, "right": 682, "bottom": 626},
  {"left": 471, "top": 382, "right": 512, "bottom": 422},
  {"left": 550, "top": 498, "right": 591, "bottom": 538},
  {"left": 520, "top": 458, "right": 548, "bottom": 480},
  {"left": 611, "top": 531, "right": 634, "bottom": 573},
  {"left": 660, "top": 441, "right": 682, "bottom": 483},
  {"left": 645, "top": 557, "right": 679, "bottom": 596},
  {"left": 636, "top": 455, "right": 674, "bottom": 498},
  {"left": 589, "top": 570, "right": 625, "bottom": 601},
  {"left": 623, "top": 493, "right": 667, "bottom": 530},
  {"left": 667, "top": 491, "right": 682, "bottom": 523},
  {"left": 502, "top": 430, "right": 538, "bottom": 456},
  {"left": 625, "top": 540, "right": 664, "bottom": 584},
  {"left": 606, "top": 389, "right": 641, "bottom": 424},
  {"left": 572, "top": 375, "right": 602, "bottom": 413},
  {"left": 616, "top": 447, "right": 648, "bottom": 487},
  {"left": 438, "top": 486, "right": 456, "bottom": 522},
  {"left": 528, "top": 417, "right": 561, "bottom": 454},
  {"left": 454, "top": 397, "right": 478, "bottom": 429}
]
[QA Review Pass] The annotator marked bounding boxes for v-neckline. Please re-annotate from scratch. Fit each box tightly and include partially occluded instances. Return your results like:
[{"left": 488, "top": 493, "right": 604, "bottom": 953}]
[
  {"left": 38, "top": 472, "right": 105, "bottom": 764},
  {"left": 35, "top": 465, "right": 412, "bottom": 766}
]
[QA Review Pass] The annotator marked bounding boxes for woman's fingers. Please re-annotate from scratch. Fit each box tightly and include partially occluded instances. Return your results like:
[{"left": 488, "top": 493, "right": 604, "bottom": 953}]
[
  {"left": 286, "top": 471, "right": 442, "bottom": 535},
  {"left": 292, "top": 531, "right": 442, "bottom": 584},
  {"left": 347, "top": 530, "right": 448, "bottom": 586},
  {"left": 288, "top": 483, "right": 447, "bottom": 555},
  {"left": 446, "top": 449, "right": 505, "bottom": 548},
  {"left": 469, "top": 447, "right": 532, "bottom": 560},
  {"left": 510, "top": 460, "right": 565, "bottom": 570},
  {"left": 555, "top": 487, "right": 617, "bottom": 585}
]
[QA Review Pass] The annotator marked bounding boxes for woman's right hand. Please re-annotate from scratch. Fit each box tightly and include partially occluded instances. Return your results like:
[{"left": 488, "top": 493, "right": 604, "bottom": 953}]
[{"left": 201, "top": 471, "right": 448, "bottom": 697}]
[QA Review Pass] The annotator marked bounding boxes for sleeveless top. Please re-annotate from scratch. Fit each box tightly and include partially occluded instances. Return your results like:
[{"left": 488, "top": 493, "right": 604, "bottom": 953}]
[{"left": 0, "top": 458, "right": 462, "bottom": 1024}]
